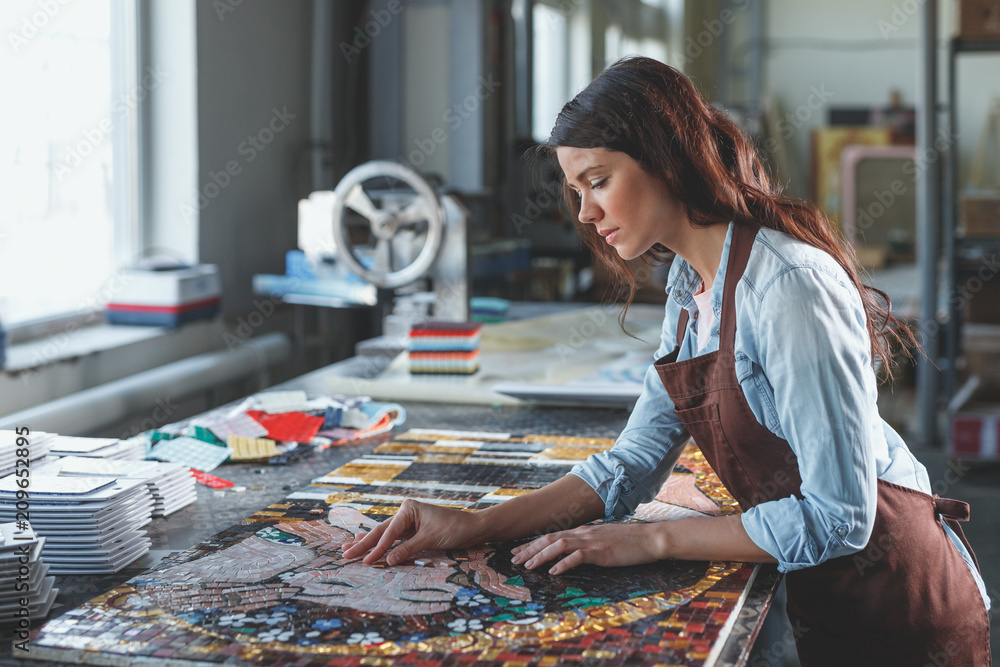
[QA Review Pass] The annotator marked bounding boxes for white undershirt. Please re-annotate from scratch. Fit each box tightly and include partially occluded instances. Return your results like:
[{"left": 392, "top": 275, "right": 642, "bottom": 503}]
[{"left": 692, "top": 285, "right": 716, "bottom": 353}]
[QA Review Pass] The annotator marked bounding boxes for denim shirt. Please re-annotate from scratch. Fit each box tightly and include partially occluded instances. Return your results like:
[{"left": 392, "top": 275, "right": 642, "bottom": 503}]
[{"left": 570, "top": 222, "right": 990, "bottom": 610}]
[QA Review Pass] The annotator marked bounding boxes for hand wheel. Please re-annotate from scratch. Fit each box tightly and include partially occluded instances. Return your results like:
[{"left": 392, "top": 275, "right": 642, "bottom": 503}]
[{"left": 330, "top": 161, "right": 445, "bottom": 289}]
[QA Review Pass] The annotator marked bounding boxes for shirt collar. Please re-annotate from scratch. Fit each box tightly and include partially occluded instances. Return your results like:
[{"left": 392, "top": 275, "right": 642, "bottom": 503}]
[{"left": 670, "top": 221, "right": 733, "bottom": 318}]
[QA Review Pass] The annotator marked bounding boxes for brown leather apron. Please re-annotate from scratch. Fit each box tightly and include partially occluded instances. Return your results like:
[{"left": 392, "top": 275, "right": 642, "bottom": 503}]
[{"left": 653, "top": 223, "right": 991, "bottom": 666}]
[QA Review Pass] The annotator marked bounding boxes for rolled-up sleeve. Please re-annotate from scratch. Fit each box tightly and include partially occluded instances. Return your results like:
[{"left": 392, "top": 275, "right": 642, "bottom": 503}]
[
  {"left": 569, "top": 300, "right": 690, "bottom": 518},
  {"left": 740, "top": 267, "right": 878, "bottom": 572}
]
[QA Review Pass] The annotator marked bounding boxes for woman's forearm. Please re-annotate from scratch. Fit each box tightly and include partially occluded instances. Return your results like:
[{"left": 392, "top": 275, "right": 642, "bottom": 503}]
[
  {"left": 511, "top": 509, "right": 777, "bottom": 574},
  {"left": 658, "top": 514, "right": 776, "bottom": 563},
  {"left": 472, "top": 478, "right": 777, "bottom": 564},
  {"left": 469, "top": 474, "right": 606, "bottom": 544}
]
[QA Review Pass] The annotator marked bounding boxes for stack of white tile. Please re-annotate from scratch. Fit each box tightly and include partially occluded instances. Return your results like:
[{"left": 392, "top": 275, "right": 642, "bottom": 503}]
[
  {"left": 47, "top": 436, "right": 145, "bottom": 461},
  {"left": 0, "top": 431, "right": 56, "bottom": 477},
  {"left": 45, "top": 457, "right": 196, "bottom": 518},
  {"left": 0, "top": 522, "right": 57, "bottom": 626},
  {"left": 0, "top": 476, "right": 153, "bottom": 575}
]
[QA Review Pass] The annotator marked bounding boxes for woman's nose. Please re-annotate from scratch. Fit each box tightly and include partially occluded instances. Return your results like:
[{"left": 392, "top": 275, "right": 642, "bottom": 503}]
[{"left": 578, "top": 196, "right": 602, "bottom": 224}]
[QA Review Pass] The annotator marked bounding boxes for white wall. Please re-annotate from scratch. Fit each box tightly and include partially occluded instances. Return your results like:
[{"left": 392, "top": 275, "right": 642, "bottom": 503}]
[{"left": 762, "top": 0, "right": 1000, "bottom": 197}]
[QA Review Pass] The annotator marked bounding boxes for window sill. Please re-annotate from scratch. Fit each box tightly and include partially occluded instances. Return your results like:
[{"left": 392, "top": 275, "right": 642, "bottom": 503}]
[
  {"left": 4, "top": 324, "right": 175, "bottom": 373},
  {"left": 0, "top": 318, "right": 226, "bottom": 417}
]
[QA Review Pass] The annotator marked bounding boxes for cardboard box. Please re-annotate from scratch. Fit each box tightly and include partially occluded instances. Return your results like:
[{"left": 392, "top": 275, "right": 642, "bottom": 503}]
[
  {"left": 963, "top": 323, "right": 1000, "bottom": 383},
  {"left": 105, "top": 264, "right": 221, "bottom": 328},
  {"left": 811, "top": 127, "right": 892, "bottom": 229},
  {"left": 108, "top": 264, "right": 221, "bottom": 306},
  {"left": 948, "top": 376, "right": 1000, "bottom": 460},
  {"left": 951, "top": 409, "right": 1000, "bottom": 459},
  {"left": 840, "top": 145, "right": 918, "bottom": 269},
  {"left": 964, "top": 280, "right": 1000, "bottom": 324},
  {"left": 959, "top": 192, "right": 1000, "bottom": 237},
  {"left": 954, "top": 0, "right": 1000, "bottom": 39}
]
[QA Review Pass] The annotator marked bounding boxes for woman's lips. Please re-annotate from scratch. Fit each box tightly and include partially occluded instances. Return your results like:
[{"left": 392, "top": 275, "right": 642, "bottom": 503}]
[{"left": 602, "top": 229, "right": 618, "bottom": 244}]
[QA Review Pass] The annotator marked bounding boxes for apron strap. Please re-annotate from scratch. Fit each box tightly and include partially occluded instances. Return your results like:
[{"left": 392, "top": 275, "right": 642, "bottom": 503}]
[
  {"left": 933, "top": 495, "right": 981, "bottom": 574},
  {"left": 719, "top": 224, "right": 759, "bottom": 350},
  {"left": 933, "top": 495, "right": 970, "bottom": 522},
  {"left": 673, "top": 223, "right": 759, "bottom": 349}
]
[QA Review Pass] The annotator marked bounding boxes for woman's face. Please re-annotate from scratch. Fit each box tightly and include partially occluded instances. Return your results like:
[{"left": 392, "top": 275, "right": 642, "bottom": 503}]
[
  {"left": 142, "top": 508, "right": 527, "bottom": 617},
  {"left": 285, "top": 553, "right": 462, "bottom": 615},
  {"left": 556, "top": 146, "right": 685, "bottom": 260}
]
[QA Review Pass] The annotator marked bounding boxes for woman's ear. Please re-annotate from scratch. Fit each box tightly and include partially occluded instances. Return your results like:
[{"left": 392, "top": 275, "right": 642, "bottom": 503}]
[
  {"left": 275, "top": 520, "right": 351, "bottom": 549},
  {"left": 327, "top": 505, "right": 380, "bottom": 535}
]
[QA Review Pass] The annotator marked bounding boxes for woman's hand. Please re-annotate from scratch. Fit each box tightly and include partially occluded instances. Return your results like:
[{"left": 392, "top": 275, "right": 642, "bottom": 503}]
[
  {"left": 512, "top": 515, "right": 776, "bottom": 575},
  {"left": 341, "top": 498, "right": 483, "bottom": 566},
  {"left": 341, "top": 475, "right": 606, "bottom": 568},
  {"left": 510, "top": 523, "right": 670, "bottom": 575}
]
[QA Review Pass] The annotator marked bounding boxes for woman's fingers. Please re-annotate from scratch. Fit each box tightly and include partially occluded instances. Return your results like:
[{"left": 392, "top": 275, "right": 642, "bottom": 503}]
[
  {"left": 520, "top": 534, "right": 576, "bottom": 569},
  {"left": 514, "top": 533, "right": 594, "bottom": 574},
  {"left": 511, "top": 524, "right": 661, "bottom": 572},
  {"left": 512, "top": 530, "right": 567, "bottom": 565},
  {"left": 509, "top": 540, "right": 534, "bottom": 564},
  {"left": 341, "top": 504, "right": 414, "bottom": 562},
  {"left": 363, "top": 512, "right": 415, "bottom": 564},
  {"left": 364, "top": 499, "right": 431, "bottom": 564},
  {"left": 548, "top": 549, "right": 588, "bottom": 575},
  {"left": 341, "top": 521, "right": 389, "bottom": 559},
  {"left": 341, "top": 500, "right": 473, "bottom": 566},
  {"left": 383, "top": 532, "right": 430, "bottom": 566}
]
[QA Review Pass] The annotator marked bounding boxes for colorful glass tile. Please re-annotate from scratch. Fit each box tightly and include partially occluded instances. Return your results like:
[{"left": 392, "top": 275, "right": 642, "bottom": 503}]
[
  {"left": 247, "top": 411, "right": 325, "bottom": 443},
  {"left": 27, "top": 433, "right": 762, "bottom": 666}
]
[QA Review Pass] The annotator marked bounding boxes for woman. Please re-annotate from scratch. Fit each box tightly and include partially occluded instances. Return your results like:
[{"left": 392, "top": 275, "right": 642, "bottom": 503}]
[{"left": 345, "top": 56, "right": 991, "bottom": 664}]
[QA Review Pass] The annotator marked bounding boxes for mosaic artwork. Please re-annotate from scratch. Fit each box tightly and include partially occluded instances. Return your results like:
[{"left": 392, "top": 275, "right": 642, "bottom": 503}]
[{"left": 27, "top": 430, "right": 762, "bottom": 666}]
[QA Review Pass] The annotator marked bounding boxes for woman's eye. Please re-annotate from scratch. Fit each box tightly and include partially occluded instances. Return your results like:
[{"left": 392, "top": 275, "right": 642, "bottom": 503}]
[
  {"left": 399, "top": 587, "right": 453, "bottom": 602},
  {"left": 403, "top": 587, "right": 451, "bottom": 594},
  {"left": 591, "top": 178, "right": 607, "bottom": 189}
]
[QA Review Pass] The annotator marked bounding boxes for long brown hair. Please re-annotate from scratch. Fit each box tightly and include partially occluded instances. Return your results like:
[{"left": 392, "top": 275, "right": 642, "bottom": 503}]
[{"left": 532, "top": 55, "right": 914, "bottom": 382}]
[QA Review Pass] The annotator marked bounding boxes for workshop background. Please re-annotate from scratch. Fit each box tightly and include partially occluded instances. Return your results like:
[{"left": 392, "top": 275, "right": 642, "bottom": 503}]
[{"left": 1, "top": 0, "right": 999, "bottom": 664}]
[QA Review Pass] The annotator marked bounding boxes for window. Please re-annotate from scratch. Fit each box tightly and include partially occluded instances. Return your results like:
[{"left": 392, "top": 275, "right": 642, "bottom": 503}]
[
  {"left": 1, "top": 0, "right": 141, "bottom": 327},
  {"left": 530, "top": 0, "right": 679, "bottom": 143},
  {"left": 532, "top": 1, "right": 593, "bottom": 143},
  {"left": 604, "top": 0, "right": 674, "bottom": 65},
  {"left": 532, "top": 3, "right": 569, "bottom": 143}
]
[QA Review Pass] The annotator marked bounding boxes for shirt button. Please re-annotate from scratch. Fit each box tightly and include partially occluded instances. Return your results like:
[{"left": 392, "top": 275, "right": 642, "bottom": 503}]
[
  {"left": 674, "top": 290, "right": 683, "bottom": 298},
  {"left": 715, "top": 328, "right": 720, "bottom": 335},
  {"left": 836, "top": 526, "right": 848, "bottom": 538}
]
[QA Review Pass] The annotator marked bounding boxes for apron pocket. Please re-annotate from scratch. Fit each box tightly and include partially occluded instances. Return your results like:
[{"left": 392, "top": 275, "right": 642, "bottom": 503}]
[{"left": 672, "top": 402, "right": 761, "bottom": 508}]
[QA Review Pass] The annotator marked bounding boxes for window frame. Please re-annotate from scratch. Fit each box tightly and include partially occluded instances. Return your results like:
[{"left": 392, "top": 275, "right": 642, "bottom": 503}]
[{"left": 5, "top": 0, "right": 144, "bottom": 340}]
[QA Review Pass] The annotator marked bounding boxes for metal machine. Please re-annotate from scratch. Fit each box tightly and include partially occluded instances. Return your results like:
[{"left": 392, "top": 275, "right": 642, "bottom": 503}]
[{"left": 296, "top": 160, "right": 470, "bottom": 327}]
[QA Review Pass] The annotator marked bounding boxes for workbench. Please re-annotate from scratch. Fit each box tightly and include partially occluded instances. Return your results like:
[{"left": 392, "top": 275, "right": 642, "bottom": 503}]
[{"left": 6, "top": 349, "right": 782, "bottom": 667}]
